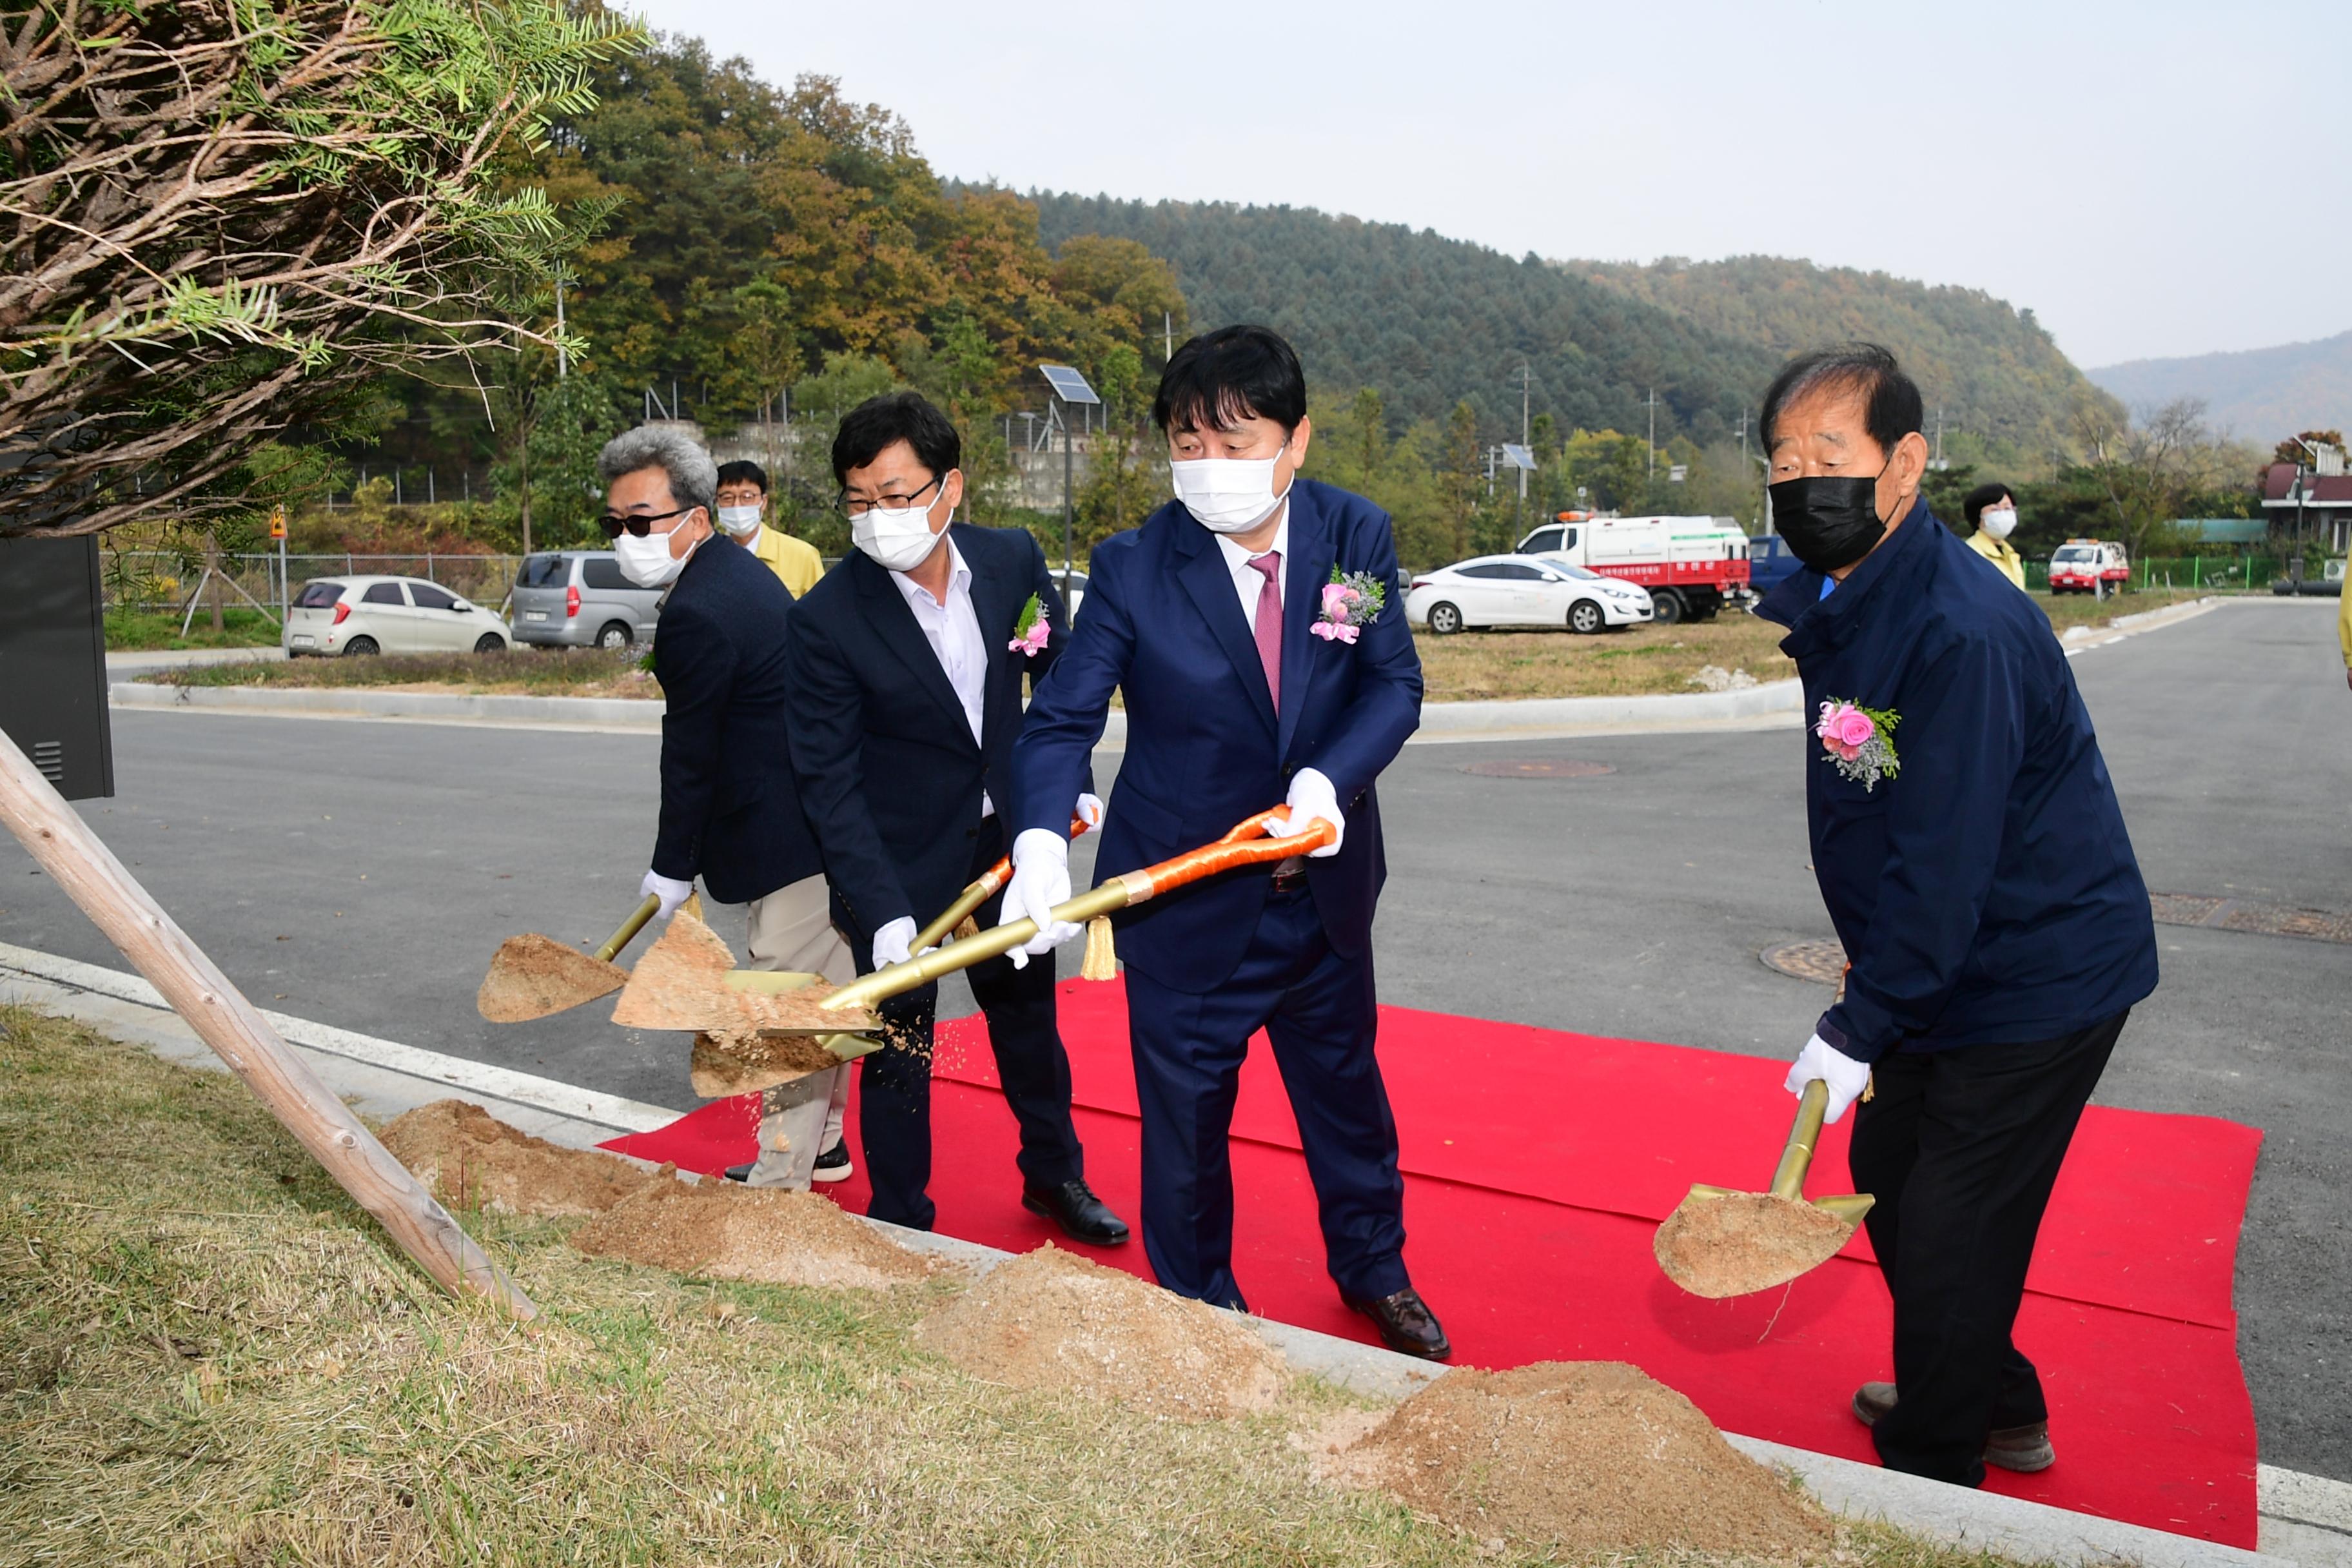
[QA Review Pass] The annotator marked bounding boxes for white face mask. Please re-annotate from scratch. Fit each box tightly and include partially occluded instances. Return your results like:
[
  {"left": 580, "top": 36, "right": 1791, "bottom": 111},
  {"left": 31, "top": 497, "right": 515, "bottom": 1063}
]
[
  {"left": 1980, "top": 507, "right": 2018, "bottom": 540},
  {"left": 852, "top": 489, "right": 948, "bottom": 573},
  {"left": 614, "top": 525, "right": 697, "bottom": 588},
  {"left": 1171, "top": 446, "right": 1291, "bottom": 534},
  {"left": 716, "top": 504, "right": 761, "bottom": 539}
]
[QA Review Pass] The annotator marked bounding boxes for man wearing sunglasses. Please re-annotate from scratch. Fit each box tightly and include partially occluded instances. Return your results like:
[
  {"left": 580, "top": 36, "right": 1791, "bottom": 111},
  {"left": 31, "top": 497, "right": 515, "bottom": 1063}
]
[
  {"left": 595, "top": 426, "right": 851, "bottom": 1190},
  {"left": 784, "top": 391, "right": 1124, "bottom": 1247}
]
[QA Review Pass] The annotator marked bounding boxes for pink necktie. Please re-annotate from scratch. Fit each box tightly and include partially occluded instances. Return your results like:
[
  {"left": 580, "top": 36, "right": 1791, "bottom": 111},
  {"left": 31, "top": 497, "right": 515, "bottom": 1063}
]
[{"left": 1246, "top": 551, "right": 1282, "bottom": 713}]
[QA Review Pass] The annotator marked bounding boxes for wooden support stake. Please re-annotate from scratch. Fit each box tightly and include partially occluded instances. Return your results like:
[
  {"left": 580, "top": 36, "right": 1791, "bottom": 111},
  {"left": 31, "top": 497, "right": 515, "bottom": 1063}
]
[{"left": 0, "top": 730, "right": 536, "bottom": 1320}]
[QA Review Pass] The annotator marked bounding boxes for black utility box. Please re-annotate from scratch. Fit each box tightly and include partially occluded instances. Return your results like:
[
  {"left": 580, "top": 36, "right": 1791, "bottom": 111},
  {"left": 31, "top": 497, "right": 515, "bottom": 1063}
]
[{"left": 0, "top": 534, "right": 115, "bottom": 800}]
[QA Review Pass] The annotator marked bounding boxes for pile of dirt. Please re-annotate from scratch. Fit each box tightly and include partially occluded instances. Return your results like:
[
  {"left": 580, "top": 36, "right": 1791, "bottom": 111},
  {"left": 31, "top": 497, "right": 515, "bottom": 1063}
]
[
  {"left": 1653, "top": 1192, "right": 1857, "bottom": 1299},
  {"left": 572, "top": 1179, "right": 940, "bottom": 1291},
  {"left": 379, "top": 1099, "right": 659, "bottom": 1217},
  {"left": 1337, "top": 1362, "right": 1829, "bottom": 1556},
  {"left": 915, "top": 1244, "right": 1284, "bottom": 1421},
  {"left": 475, "top": 932, "right": 623, "bottom": 1022}
]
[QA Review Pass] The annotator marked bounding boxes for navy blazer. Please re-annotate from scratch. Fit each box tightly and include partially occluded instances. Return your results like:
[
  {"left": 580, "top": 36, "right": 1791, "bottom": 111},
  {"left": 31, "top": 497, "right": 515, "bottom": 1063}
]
[
  {"left": 1014, "top": 479, "right": 1423, "bottom": 994},
  {"left": 787, "top": 524, "right": 1074, "bottom": 950},
  {"left": 1754, "top": 499, "right": 2159, "bottom": 1061},
  {"left": 648, "top": 534, "right": 823, "bottom": 905}
]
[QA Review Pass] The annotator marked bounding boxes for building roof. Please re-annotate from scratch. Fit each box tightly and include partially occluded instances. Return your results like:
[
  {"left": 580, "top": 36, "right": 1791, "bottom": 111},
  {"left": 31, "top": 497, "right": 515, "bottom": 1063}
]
[{"left": 2260, "top": 462, "right": 2352, "bottom": 506}]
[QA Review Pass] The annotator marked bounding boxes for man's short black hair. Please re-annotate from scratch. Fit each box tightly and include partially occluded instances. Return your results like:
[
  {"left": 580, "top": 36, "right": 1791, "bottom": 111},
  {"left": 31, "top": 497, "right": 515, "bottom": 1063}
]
[
  {"left": 1152, "top": 324, "right": 1308, "bottom": 435},
  {"left": 1758, "top": 342, "right": 1925, "bottom": 459},
  {"left": 832, "top": 391, "right": 960, "bottom": 485},
  {"left": 714, "top": 460, "right": 769, "bottom": 495},
  {"left": 1962, "top": 482, "right": 2015, "bottom": 527}
]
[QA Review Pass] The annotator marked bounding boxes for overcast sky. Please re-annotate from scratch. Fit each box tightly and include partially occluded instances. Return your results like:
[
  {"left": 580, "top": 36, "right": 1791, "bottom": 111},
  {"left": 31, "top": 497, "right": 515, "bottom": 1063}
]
[{"left": 632, "top": 0, "right": 2344, "bottom": 369}]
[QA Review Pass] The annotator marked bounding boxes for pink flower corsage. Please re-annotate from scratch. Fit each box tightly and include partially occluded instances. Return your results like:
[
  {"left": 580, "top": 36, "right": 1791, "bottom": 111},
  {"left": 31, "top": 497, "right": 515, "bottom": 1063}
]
[
  {"left": 1009, "top": 593, "right": 1049, "bottom": 656},
  {"left": 1311, "top": 567, "right": 1387, "bottom": 644},
  {"left": 1814, "top": 698, "right": 1901, "bottom": 790}
]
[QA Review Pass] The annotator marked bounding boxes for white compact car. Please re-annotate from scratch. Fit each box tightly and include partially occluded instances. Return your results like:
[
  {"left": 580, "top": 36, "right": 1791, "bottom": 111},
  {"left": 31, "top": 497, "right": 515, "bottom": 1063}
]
[
  {"left": 1406, "top": 555, "right": 1654, "bottom": 634},
  {"left": 284, "top": 575, "right": 513, "bottom": 657}
]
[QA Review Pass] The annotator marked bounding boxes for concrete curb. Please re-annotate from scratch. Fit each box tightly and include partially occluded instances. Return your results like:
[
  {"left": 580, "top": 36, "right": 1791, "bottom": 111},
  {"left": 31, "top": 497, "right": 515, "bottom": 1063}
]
[
  {"left": 0, "top": 941, "right": 2314, "bottom": 1568},
  {"left": 110, "top": 675, "right": 1802, "bottom": 740}
]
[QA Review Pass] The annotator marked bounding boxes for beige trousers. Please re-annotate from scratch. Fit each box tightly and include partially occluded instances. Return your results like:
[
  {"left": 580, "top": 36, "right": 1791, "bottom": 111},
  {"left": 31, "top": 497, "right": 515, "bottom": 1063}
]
[{"left": 743, "top": 872, "right": 855, "bottom": 1190}]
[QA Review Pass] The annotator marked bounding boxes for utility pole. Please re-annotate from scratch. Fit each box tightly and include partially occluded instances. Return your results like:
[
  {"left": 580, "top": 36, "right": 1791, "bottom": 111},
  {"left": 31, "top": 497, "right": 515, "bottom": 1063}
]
[
  {"left": 1519, "top": 364, "right": 1533, "bottom": 523},
  {"left": 1164, "top": 311, "right": 1174, "bottom": 364},
  {"left": 554, "top": 270, "right": 569, "bottom": 380},
  {"left": 1645, "top": 387, "right": 1658, "bottom": 480}
]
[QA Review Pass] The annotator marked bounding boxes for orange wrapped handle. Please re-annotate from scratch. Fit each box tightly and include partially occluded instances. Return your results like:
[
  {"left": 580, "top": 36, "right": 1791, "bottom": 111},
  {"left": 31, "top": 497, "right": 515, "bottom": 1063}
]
[{"left": 1108, "top": 807, "right": 1333, "bottom": 904}]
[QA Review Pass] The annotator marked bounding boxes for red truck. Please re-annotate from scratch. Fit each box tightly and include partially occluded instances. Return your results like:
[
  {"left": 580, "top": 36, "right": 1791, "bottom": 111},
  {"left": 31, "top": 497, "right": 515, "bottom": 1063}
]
[
  {"left": 2048, "top": 539, "right": 2129, "bottom": 594},
  {"left": 1516, "top": 513, "right": 1752, "bottom": 625}
]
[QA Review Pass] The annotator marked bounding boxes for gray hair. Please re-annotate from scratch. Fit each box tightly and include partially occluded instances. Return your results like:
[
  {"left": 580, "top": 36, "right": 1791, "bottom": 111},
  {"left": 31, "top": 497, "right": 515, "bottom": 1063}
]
[{"left": 597, "top": 426, "right": 718, "bottom": 515}]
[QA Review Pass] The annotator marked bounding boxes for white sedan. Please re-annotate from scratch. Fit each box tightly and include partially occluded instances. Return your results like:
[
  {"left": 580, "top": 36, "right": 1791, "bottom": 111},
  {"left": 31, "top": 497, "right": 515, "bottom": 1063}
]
[
  {"left": 1406, "top": 555, "right": 1653, "bottom": 634},
  {"left": 284, "top": 575, "right": 513, "bottom": 657}
]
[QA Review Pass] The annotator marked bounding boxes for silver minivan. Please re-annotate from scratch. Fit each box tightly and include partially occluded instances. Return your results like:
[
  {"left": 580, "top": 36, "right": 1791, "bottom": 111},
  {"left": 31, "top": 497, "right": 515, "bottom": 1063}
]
[{"left": 508, "top": 551, "right": 662, "bottom": 649}]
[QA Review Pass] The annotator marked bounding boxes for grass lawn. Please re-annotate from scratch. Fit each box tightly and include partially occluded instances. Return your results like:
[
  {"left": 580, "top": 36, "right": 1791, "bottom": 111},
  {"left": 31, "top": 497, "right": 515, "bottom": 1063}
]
[
  {"left": 136, "top": 646, "right": 659, "bottom": 698},
  {"left": 104, "top": 605, "right": 284, "bottom": 652},
  {"left": 0, "top": 1006, "right": 2031, "bottom": 1567}
]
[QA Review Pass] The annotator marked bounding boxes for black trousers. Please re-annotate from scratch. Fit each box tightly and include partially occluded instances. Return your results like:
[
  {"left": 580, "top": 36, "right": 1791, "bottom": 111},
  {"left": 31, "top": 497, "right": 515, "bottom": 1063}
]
[
  {"left": 856, "top": 822, "right": 1085, "bottom": 1231},
  {"left": 1847, "top": 1009, "right": 2128, "bottom": 1487}
]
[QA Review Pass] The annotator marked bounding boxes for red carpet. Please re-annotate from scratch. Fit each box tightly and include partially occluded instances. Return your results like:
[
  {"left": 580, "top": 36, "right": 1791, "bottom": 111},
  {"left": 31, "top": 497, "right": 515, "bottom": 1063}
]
[{"left": 605, "top": 979, "right": 2262, "bottom": 1547}]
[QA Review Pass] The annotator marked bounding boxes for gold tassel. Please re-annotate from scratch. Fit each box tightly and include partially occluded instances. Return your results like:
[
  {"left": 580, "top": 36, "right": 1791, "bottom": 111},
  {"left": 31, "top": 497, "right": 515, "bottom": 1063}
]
[
  {"left": 1080, "top": 916, "right": 1118, "bottom": 981},
  {"left": 1861, "top": 1071, "right": 1875, "bottom": 1104},
  {"left": 953, "top": 915, "right": 979, "bottom": 942}
]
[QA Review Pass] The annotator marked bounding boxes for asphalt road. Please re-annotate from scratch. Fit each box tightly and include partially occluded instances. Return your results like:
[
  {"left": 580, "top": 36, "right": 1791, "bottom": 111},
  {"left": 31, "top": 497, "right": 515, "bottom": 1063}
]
[{"left": 5, "top": 598, "right": 2346, "bottom": 1479}]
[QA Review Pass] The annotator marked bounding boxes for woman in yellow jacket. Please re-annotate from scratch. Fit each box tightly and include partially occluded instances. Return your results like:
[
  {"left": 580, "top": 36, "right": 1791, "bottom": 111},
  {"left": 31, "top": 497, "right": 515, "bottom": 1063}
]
[{"left": 1959, "top": 482, "right": 2027, "bottom": 590}]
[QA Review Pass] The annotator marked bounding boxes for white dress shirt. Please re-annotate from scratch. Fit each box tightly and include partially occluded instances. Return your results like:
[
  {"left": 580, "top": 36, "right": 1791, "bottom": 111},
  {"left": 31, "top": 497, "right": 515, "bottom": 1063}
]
[
  {"left": 888, "top": 538, "right": 992, "bottom": 816},
  {"left": 1212, "top": 509, "right": 1290, "bottom": 632}
]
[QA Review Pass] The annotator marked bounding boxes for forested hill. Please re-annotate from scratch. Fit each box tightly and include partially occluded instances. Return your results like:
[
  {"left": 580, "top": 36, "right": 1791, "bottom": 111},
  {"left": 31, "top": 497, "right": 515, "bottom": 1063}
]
[
  {"left": 1574, "top": 256, "right": 2117, "bottom": 453},
  {"left": 1031, "top": 194, "right": 1778, "bottom": 444},
  {"left": 1032, "top": 195, "right": 2110, "bottom": 455}
]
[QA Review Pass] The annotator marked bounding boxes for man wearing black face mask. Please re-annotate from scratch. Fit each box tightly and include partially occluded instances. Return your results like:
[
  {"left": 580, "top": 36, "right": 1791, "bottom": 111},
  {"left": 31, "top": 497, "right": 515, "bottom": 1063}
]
[{"left": 1751, "top": 345, "right": 2158, "bottom": 1491}]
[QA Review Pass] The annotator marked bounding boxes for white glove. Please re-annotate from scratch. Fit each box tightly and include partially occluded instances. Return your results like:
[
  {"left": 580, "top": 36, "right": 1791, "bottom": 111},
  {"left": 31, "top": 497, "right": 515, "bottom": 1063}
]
[
  {"left": 999, "top": 827, "right": 1080, "bottom": 970},
  {"left": 870, "top": 915, "right": 917, "bottom": 971},
  {"left": 1266, "top": 767, "right": 1344, "bottom": 858},
  {"left": 640, "top": 870, "right": 694, "bottom": 919},
  {"left": 1076, "top": 792, "right": 1104, "bottom": 830},
  {"left": 1784, "top": 1033, "right": 1873, "bottom": 1125}
]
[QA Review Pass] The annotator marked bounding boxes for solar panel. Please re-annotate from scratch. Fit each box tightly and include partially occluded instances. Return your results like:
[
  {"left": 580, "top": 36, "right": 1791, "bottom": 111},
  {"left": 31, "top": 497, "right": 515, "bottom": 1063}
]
[
  {"left": 1038, "top": 364, "right": 1100, "bottom": 404},
  {"left": 1499, "top": 443, "right": 1536, "bottom": 471}
]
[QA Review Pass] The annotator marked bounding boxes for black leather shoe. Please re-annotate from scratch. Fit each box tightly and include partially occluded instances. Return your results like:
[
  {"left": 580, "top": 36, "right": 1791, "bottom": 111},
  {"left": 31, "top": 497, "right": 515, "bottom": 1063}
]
[
  {"left": 1345, "top": 1286, "right": 1452, "bottom": 1360},
  {"left": 811, "top": 1142, "right": 852, "bottom": 1184},
  {"left": 1021, "top": 1179, "right": 1130, "bottom": 1246},
  {"left": 1850, "top": 1382, "right": 2054, "bottom": 1473},
  {"left": 723, "top": 1162, "right": 754, "bottom": 1184}
]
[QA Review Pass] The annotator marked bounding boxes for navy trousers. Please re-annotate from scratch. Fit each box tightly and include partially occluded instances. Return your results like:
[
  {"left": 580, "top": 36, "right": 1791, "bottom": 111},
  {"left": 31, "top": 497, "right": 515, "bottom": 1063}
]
[
  {"left": 1848, "top": 1009, "right": 2128, "bottom": 1486},
  {"left": 856, "top": 824, "right": 1085, "bottom": 1231},
  {"left": 1122, "top": 882, "right": 1409, "bottom": 1311}
]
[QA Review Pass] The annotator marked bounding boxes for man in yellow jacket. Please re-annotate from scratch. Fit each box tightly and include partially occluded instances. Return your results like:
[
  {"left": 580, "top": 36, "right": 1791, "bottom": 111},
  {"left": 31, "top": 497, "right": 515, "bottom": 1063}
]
[
  {"left": 715, "top": 460, "right": 825, "bottom": 598},
  {"left": 1959, "top": 483, "right": 2027, "bottom": 590}
]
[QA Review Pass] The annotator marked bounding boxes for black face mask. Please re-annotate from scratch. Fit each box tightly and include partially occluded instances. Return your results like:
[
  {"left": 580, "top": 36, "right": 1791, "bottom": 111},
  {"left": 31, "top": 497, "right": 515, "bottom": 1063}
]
[{"left": 1769, "top": 466, "right": 1892, "bottom": 574}]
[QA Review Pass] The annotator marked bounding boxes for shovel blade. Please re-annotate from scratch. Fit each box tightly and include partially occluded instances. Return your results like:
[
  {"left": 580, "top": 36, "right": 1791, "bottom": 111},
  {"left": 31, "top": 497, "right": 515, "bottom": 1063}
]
[
  {"left": 476, "top": 933, "right": 627, "bottom": 1023},
  {"left": 687, "top": 1029, "right": 883, "bottom": 1097},
  {"left": 1653, "top": 1187, "right": 1865, "bottom": 1299}
]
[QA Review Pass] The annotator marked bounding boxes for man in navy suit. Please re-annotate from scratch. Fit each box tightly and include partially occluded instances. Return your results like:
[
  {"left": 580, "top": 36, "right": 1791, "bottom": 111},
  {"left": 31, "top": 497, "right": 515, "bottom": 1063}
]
[
  {"left": 787, "top": 392, "right": 1127, "bottom": 1246},
  {"left": 596, "top": 426, "right": 852, "bottom": 1190},
  {"left": 1004, "top": 326, "right": 1447, "bottom": 1358}
]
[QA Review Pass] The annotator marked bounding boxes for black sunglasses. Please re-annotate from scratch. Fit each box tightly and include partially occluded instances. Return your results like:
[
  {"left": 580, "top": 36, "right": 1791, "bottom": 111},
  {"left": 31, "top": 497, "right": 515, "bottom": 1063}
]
[{"left": 598, "top": 505, "right": 698, "bottom": 540}]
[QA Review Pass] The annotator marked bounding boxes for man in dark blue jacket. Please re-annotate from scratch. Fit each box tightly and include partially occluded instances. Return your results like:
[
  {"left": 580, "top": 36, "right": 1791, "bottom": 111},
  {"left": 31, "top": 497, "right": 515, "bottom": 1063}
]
[
  {"left": 1004, "top": 326, "right": 1447, "bottom": 1359},
  {"left": 787, "top": 393, "right": 1124, "bottom": 1246},
  {"left": 1753, "top": 344, "right": 2159, "bottom": 1488},
  {"left": 598, "top": 426, "right": 848, "bottom": 1190}
]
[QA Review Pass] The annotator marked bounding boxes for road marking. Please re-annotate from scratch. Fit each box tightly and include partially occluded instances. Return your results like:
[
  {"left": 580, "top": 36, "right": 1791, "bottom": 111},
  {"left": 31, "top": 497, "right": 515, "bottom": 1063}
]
[{"left": 0, "top": 941, "right": 676, "bottom": 1135}]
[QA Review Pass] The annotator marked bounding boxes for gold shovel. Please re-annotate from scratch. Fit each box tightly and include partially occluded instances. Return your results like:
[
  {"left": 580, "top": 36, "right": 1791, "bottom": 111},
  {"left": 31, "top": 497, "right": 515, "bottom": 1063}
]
[
  {"left": 623, "top": 808, "right": 1333, "bottom": 1097},
  {"left": 475, "top": 894, "right": 665, "bottom": 1023},
  {"left": 1653, "top": 1079, "right": 1876, "bottom": 1298}
]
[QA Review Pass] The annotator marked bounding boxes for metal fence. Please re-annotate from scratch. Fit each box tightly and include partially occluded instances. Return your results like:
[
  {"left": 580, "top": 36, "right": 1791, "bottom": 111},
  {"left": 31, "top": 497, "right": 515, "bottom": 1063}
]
[{"left": 110, "top": 551, "right": 527, "bottom": 614}]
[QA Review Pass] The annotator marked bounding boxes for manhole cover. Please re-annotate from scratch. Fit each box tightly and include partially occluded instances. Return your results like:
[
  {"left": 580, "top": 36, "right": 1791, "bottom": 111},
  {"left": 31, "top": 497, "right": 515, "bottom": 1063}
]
[
  {"left": 1760, "top": 939, "right": 1847, "bottom": 985},
  {"left": 2151, "top": 892, "right": 2352, "bottom": 945},
  {"left": 1459, "top": 759, "right": 1616, "bottom": 779}
]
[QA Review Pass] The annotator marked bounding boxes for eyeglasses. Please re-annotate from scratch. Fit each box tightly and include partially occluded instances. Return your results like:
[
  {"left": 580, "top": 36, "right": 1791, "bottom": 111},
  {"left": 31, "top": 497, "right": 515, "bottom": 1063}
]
[
  {"left": 598, "top": 505, "right": 698, "bottom": 540},
  {"left": 837, "top": 476, "right": 941, "bottom": 522}
]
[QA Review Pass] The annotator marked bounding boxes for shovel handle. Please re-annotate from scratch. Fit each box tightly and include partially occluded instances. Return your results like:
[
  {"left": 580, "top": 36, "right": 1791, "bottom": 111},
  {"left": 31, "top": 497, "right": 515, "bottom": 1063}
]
[
  {"left": 595, "top": 895, "right": 663, "bottom": 965},
  {"left": 823, "top": 807, "right": 1332, "bottom": 1015},
  {"left": 911, "top": 813, "right": 1092, "bottom": 954},
  {"left": 1768, "top": 1078, "right": 1829, "bottom": 1201}
]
